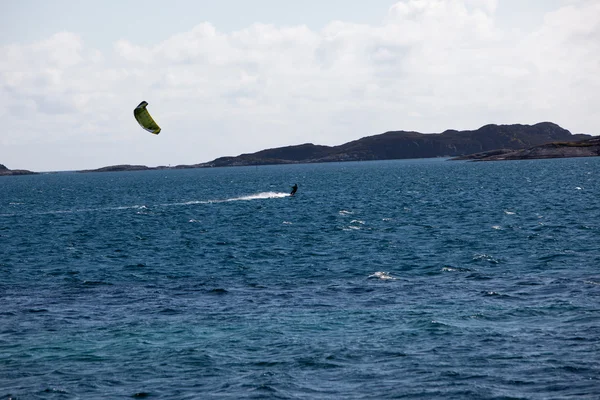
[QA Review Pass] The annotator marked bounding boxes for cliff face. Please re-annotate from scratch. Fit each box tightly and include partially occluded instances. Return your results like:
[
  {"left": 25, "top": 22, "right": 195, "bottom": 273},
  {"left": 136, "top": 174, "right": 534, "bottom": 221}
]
[{"left": 201, "top": 122, "right": 592, "bottom": 167}]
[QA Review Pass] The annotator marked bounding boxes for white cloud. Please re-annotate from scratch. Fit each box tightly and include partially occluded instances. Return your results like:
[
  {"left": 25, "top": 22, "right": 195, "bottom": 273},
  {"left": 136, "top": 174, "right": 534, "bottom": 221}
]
[{"left": 1, "top": 0, "right": 599, "bottom": 171}]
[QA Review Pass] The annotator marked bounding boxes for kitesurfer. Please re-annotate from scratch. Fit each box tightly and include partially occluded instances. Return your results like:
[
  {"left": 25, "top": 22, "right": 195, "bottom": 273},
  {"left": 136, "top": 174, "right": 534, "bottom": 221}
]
[{"left": 290, "top": 184, "right": 298, "bottom": 196}]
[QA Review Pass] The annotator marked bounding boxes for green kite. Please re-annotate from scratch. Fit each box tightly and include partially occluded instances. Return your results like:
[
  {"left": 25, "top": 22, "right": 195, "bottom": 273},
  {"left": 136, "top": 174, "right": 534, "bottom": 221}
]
[{"left": 134, "top": 101, "right": 161, "bottom": 135}]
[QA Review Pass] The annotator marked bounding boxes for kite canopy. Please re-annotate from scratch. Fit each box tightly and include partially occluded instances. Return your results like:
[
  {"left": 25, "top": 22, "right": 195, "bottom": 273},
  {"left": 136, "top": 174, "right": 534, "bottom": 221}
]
[{"left": 134, "top": 101, "right": 161, "bottom": 134}]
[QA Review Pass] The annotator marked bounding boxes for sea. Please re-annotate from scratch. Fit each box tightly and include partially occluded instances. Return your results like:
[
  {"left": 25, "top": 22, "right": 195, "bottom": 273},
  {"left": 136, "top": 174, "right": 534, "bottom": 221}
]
[{"left": 1, "top": 157, "right": 599, "bottom": 399}]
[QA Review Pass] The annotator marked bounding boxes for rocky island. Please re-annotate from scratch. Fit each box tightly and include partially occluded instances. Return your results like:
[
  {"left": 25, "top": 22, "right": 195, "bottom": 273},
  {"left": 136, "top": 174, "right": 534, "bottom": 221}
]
[
  {"left": 451, "top": 136, "right": 600, "bottom": 161},
  {"left": 78, "top": 164, "right": 156, "bottom": 173},
  {"left": 3, "top": 122, "right": 598, "bottom": 174},
  {"left": 0, "top": 164, "right": 37, "bottom": 176}
]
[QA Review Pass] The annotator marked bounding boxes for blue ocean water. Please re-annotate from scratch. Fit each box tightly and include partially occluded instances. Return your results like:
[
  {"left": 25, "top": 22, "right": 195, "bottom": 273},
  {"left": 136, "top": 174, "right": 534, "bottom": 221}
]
[{"left": 1, "top": 158, "right": 599, "bottom": 399}]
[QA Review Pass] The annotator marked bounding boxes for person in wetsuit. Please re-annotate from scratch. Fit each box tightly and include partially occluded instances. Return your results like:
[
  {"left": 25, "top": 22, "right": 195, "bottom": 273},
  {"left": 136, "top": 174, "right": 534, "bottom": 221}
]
[{"left": 290, "top": 184, "right": 298, "bottom": 196}]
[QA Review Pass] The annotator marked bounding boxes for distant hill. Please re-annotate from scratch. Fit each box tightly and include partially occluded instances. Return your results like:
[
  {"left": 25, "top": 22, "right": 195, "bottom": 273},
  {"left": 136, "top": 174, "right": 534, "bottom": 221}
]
[
  {"left": 5, "top": 122, "right": 595, "bottom": 175},
  {"left": 64, "top": 122, "right": 596, "bottom": 173},
  {"left": 0, "top": 164, "right": 37, "bottom": 176},
  {"left": 78, "top": 164, "right": 155, "bottom": 173},
  {"left": 196, "top": 122, "right": 591, "bottom": 167}
]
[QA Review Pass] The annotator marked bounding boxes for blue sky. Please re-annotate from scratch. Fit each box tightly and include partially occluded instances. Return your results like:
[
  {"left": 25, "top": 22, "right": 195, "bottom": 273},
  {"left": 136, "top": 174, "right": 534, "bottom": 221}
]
[
  {"left": 3, "top": 1, "right": 397, "bottom": 46},
  {"left": 1, "top": 0, "right": 598, "bottom": 171}
]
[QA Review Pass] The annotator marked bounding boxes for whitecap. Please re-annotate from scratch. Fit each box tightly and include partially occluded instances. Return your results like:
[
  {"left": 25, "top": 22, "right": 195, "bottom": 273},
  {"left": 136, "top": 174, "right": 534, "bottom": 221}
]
[
  {"left": 442, "top": 266, "right": 472, "bottom": 272},
  {"left": 430, "top": 320, "right": 449, "bottom": 327},
  {"left": 473, "top": 254, "right": 499, "bottom": 264},
  {"left": 504, "top": 210, "right": 516, "bottom": 215},
  {"left": 368, "top": 271, "right": 397, "bottom": 280},
  {"left": 339, "top": 210, "right": 353, "bottom": 215}
]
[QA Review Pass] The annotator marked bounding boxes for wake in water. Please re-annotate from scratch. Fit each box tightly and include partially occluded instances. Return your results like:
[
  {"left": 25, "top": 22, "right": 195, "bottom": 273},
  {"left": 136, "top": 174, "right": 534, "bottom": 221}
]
[
  {"left": 161, "top": 192, "right": 289, "bottom": 207},
  {"left": 1, "top": 192, "right": 291, "bottom": 217},
  {"left": 226, "top": 192, "right": 290, "bottom": 201}
]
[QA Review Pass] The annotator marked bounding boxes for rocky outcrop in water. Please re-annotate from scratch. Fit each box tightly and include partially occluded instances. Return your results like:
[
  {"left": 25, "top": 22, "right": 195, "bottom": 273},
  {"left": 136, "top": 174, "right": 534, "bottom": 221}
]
[
  {"left": 451, "top": 137, "right": 600, "bottom": 161},
  {"left": 0, "top": 164, "right": 37, "bottom": 176},
  {"left": 78, "top": 165, "right": 155, "bottom": 173}
]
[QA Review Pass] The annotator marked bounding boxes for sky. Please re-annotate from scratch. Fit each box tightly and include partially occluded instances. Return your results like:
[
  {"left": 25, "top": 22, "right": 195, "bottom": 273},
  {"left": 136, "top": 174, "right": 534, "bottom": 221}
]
[{"left": 1, "top": 0, "right": 599, "bottom": 172}]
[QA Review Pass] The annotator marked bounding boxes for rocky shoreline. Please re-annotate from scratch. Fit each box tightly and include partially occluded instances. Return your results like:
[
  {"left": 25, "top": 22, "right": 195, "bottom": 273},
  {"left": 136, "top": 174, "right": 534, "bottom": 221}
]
[
  {"left": 0, "top": 164, "right": 37, "bottom": 176},
  {"left": 451, "top": 137, "right": 600, "bottom": 161},
  {"left": 3, "top": 122, "right": 598, "bottom": 174}
]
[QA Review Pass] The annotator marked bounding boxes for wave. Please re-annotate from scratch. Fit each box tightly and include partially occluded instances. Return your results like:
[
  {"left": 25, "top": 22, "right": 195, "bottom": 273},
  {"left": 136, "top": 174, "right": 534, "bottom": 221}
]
[
  {"left": 471, "top": 253, "right": 500, "bottom": 264},
  {"left": 0, "top": 204, "right": 150, "bottom": 217},
  {"left": 368, "top": 271, "right": 397, "bottom": 280},
  {"left": 442, "top": 266, "right": 472, "bottom": 272}
]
